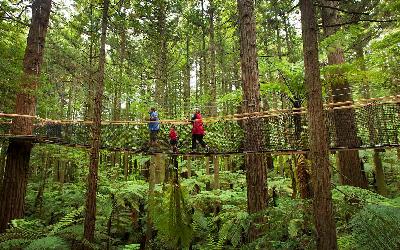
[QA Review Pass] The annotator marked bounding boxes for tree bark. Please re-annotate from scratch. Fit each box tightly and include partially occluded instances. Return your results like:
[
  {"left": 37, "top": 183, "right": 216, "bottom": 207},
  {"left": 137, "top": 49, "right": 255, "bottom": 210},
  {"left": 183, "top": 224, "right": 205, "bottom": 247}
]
[
  {"left": 145, "top": 156, "right": 156, "bottom": 249},
  {"left": 155, "top": 0, "right": 168, "bottom": 111},
  {"left": 83, "top": 0, "right": 109, "bottom": 244},
  {"left": 321, "top": 0, "right": 366, "bottom": 188},
  {"left": 112, "top": 28, "right": 126, "bottom": 121},
  {"left": 200, "top": 0, "right": 208, "bottom": 99},
  {"left": 187, "top": 156, "right": 192, "bottom": 178},
  {"left": 34, "top": 152, "right": 50, "bottom": 216},
  {"left": 85, "top": 2, "right": 95, "bottom": 120},
  {"left": 373, "top": 151, "right": 387, "bottom": 196},
  {"left": 296, "top": 154, "right": 313, "bottom": 199},
  {"left": 355, "top": 45, "right": 386, "bottom": 192},
  {"left": 124, "top": 152, "right": 129, "bottom": 180},
  {"left": 205, "top": 156, "right": 210, "bottom": 175},
  {"left": 0, "top": 144, "right": 6, "bottom": 192},
  {"left": 300, "top": 0, "right": 338, "bottom": 248},
  {"left": 237, "top": 0, "right": 268, "bottom": 241},
  {"left": 0, "top": 0, "right": 52, "bottom": 233},
  {"left": 184, "top": 31, "right": 191, "bottom": 114},
  {"left": 213, "top": 155, "right": 219, "bottom": 189},
  {"left": 209, "top": 0, "right": 217, "bottom": 116}
]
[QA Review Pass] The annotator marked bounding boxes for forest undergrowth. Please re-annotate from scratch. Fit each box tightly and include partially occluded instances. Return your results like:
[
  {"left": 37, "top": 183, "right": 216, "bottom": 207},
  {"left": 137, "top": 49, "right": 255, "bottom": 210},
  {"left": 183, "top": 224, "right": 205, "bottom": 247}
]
[{"left": 1, "top": 146, "right": 400, "bottom": 249}]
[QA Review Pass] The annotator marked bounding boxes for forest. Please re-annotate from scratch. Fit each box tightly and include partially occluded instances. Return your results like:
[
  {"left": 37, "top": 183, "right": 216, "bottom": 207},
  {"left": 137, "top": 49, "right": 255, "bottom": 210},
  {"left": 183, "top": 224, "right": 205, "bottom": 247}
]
[{"left": 0, "top": 0, "right": 400, "bottom": 249}]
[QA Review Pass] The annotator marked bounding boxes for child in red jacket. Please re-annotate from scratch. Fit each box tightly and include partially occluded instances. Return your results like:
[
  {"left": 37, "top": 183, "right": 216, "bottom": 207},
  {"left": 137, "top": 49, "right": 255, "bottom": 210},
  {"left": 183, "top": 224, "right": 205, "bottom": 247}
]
[{"left": 169, "top": 125, "right": 178, "bottom": 153}]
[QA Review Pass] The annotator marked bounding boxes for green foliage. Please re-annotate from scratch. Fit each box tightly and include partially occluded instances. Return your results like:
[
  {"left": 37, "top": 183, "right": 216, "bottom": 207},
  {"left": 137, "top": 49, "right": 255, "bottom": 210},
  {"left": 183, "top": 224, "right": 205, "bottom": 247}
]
[
  {"left": 152, "top": 182, "right": 193, "bottom": 249},
  {"left": 25, "top": 236, "right": 69, "bottom": 250},
  {"left": 122, "top": 243, "right": 141, "bottom": 250},
  {"left": 350, "top": 204, "right": 400, "bottom": 250},
  {"left": 243, "top": 198, "right": 315, "bottom": 250},
  {"left": 0, "top": 207, "right": 84, "bottom": 249}
]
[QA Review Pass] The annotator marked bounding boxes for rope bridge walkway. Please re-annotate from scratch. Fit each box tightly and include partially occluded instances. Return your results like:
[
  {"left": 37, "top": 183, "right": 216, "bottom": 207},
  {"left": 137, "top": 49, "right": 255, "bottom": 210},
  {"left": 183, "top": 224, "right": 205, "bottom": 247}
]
[{"left": 0, "top": 95, "right": 399, "bottom": 155}]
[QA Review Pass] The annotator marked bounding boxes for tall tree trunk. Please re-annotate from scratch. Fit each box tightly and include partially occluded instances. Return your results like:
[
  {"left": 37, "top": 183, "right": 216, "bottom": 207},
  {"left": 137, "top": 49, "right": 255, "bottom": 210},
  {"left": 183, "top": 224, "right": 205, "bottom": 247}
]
[
  {"left": 300, "top": 0, "right": 337, "bottom": 248},
  {"left": 155, "top": 0, "right": 168, "bottom": 112},
  {"left": 355, "top": 45, "right": 386, "bottom": 192},
  {"left": 205, "top": 156, "right": 210, "bottom": 175},
  {"left": 372, "top": 151, "right": 387, "bottom": 196},
  {"left": 0, "top": 0, "right": 52, "bottom": 233},
  {"left": 321, "top": 0, "right": 366, "bottom": 188},
  {"left": 83, "top": 0, "right": 109, "bottom": 243},
  {"left": 145, "top": 156, "right": 156, "bottom": 249},
  {"left": 112, "top": 33, "right": 125, "bottom": 121},
  {"left": 293, "top": 100, "right": 313, "bottom": 198},
  {"left": 237, "top": 0, "right": 267, "bottom": 241},
  {"left": 200, "top": 0, "right": 208, "bottom": 99},
  {"left": 213, "top": 155, "right": 219, "bottom": 189},
  {"left": 0, "top": 143, "right": 6, "bottom": 193},
  {"left": 34, "top": 152, "right": 50, "bottom": 216},
  {"left": 209, "top": 0, "right": 217, "bottom": 116},
  {"left": 85, "top": 2, "right": 95, "bottom": 120},
  {"left": 184, "top": 31, "right": 191, "bottom": 114}
]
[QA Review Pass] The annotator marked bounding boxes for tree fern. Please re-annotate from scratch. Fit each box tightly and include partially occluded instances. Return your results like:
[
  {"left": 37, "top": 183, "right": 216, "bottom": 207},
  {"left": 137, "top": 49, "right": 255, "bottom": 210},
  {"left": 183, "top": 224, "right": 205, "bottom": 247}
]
[{"left": 152, "top": 182, "right": 193, "bottom": 249}]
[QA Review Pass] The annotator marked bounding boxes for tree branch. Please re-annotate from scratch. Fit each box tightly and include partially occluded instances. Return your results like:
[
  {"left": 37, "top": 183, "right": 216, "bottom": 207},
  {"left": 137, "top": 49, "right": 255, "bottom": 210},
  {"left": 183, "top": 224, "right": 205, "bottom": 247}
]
[
  {"left": 315, "top": 3, "right": 370, "bottom": 16},
  {"left": 320, "top": 19, "right": 397, "bottom": 28}
]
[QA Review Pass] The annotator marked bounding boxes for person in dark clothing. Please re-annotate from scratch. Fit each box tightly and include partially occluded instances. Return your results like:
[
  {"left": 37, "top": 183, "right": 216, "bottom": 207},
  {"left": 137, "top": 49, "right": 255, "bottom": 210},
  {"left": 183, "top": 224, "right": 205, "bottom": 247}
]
[
  {"left": 190, "top": 108, "right": 209, "bottom": 152},
  {"left": 148, "top": 107, "right": 160, "bottom": 146},
  {"left": 169, "top": 125, "right": 178, "bottom": 153}
]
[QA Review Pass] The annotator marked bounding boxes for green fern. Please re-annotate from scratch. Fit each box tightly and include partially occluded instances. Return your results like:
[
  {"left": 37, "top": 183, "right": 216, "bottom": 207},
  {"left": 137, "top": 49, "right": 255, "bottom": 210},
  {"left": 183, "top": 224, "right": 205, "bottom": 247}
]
[
  {"left": 25, "top": 236, "right": 69, "bottom": 250},
  {"left": 48, "top": 206, "right": 84, "bottom": 235},
  {"left": 122, "top": 243, "right": 141, "bottom": 250},
  {"left": 152, "top": 182, "right": 193, "bottom": 249},
  {"left": 0, "top": 207, "right": 85, "bottom": 249},
  {"left": 0, "top": 238, "right": 32, "bottom": 249},
  {"left": 350, "top": 204, "right": 400, "bottom": 250}
]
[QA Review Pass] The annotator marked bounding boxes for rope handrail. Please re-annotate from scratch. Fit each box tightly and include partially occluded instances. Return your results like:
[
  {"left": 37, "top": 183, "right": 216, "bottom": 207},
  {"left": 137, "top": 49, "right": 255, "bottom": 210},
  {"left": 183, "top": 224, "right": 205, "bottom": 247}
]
[{"left": 0, "top": 94, "right": 399, "bottom": 125}]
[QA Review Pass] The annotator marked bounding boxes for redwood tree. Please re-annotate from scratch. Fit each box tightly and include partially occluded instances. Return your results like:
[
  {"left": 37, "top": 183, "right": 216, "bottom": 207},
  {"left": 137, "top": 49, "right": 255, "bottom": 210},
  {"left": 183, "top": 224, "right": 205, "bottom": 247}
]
[
  {"left": 320, "top": 0, "right": 367, "bottom": 188},
  {"left": 237, "top": 0, "right": 267, "bottom": 241},
  {"left": 0, "top": 0, "right": 52, "bottom": 233},
  {"left": 83, "top": 0, "right": 110, "bottom": 243},
  {"left": 300, "top": 0, "right": 338, "bottom": 248}
]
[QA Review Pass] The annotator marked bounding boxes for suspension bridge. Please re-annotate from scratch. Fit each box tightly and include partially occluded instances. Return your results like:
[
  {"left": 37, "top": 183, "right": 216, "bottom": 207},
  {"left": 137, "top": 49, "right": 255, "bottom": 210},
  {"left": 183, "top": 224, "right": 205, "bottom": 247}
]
[{"left": 0, "top": 95, "right": 399, "bottom": 156}]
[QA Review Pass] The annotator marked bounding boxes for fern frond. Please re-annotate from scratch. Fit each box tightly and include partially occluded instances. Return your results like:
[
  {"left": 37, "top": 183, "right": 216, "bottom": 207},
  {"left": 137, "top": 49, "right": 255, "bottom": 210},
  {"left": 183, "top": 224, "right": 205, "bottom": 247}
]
[
  {"left": 48, "top": 206, "right": 84, "bottom": 235},
  {"left": 25, "top": 236, "right": 69, "bottom": 250},
  {"left": 350, "top": 204, "right": 400, "bottom": 250}
]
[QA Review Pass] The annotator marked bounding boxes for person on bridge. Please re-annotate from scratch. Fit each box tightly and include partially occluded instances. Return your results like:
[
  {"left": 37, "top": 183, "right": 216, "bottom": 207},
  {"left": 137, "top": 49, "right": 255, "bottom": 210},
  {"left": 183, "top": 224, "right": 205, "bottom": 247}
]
[
  {"left": 148, "top": 107, "right": 160, "bottom": 147},
  {"left": 169, "top": 125, "right": 178, "bottom": 153},
  {"left": 190, "top": 108, "right": 209, "bottom": 153}
]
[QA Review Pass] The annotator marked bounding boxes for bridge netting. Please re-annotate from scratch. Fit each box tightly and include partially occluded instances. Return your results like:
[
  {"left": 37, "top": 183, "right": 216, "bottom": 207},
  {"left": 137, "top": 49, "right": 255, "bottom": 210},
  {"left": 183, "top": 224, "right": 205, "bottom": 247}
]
[{"left": 0, "top": 97, "right": 399, "bottom": 154}]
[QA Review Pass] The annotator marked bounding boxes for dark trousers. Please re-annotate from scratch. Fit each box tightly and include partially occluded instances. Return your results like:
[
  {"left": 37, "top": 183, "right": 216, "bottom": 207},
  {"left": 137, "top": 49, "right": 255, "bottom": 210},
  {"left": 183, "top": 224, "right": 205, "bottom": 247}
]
[
  {"left": 192, "top": 134, "right": 206, "bottom": 150},
  {"left": 150, "top": 130, "right": 159, "bottom": 142}
]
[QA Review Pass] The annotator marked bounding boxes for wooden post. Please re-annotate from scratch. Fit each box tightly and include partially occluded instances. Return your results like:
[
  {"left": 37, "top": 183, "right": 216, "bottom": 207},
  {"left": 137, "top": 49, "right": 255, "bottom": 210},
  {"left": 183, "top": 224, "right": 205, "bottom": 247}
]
[
  {"left": 213, "top": 155, "right": 219, "bottom": 189},
  {"left": 226, "top": 155, "right": 231, "bottom": 171},
  {"left": 187, "top": 156, "right": 192, "bottom": 178},
  {"left": 205, "top": 156, "right": 210, "bottom": 175},
  {"left": 160, "top": 154, "right": 166, "bottom": 183},
  {"left": 145, "top": 155, "right": 156, "bottom": 248},
  {"left": 59, "top": 161, "right": 65, "bottom": 185},
  {"left": 124, "top": 151, "right": 129, "bottom": 180},
  {"left": 154, "top": 154, "right": 161, "bottom": 184}
]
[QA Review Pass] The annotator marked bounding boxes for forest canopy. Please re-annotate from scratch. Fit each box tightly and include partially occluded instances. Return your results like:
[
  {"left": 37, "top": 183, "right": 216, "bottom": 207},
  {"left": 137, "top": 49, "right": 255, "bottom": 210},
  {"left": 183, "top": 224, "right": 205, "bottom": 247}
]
[{"left": 0, "top": 0, "right": 400, "bottom": 249}]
